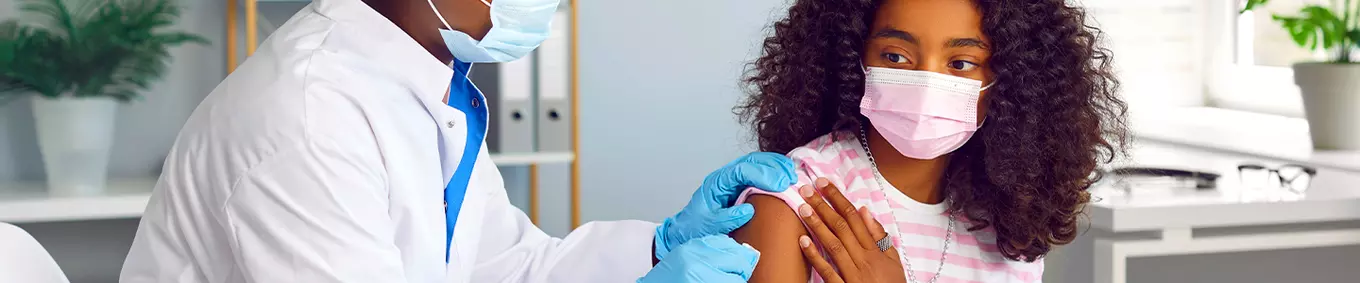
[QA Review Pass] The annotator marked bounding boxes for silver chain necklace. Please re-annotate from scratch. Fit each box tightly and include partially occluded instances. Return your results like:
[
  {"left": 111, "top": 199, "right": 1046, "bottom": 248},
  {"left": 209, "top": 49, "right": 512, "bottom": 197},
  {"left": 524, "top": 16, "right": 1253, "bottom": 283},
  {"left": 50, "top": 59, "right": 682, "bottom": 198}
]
[{"left": 857, "top": 127, "right": 956, "bottom": 283}]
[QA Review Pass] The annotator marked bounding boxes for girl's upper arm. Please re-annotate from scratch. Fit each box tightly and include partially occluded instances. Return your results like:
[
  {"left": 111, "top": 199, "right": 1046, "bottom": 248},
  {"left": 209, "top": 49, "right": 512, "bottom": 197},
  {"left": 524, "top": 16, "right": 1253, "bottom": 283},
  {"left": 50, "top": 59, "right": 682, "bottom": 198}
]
[{"left": 731, "top": 194, "right": 811, "bottom": 283}]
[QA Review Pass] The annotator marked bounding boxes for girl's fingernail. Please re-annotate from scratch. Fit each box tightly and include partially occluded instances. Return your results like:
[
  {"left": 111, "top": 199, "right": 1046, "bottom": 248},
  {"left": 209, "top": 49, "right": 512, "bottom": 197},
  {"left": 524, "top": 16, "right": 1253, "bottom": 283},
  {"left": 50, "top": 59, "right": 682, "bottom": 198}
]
[
  {"left": 799, "top": 235, "right": 812, "bottom": 248},
  {"left": 800, "top": 185, "right": 814, "bottom": 198},
  {"left": 815, "top": 178, "right": 829, "bottom": 188},
  {"left": 799, "top": 204, "right": 813, "bottom": 217}
]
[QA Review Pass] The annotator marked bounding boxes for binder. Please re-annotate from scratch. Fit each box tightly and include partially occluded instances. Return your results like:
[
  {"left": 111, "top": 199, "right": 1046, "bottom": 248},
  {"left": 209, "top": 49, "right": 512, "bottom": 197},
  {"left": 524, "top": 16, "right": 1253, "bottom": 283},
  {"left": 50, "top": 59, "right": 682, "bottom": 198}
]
[
  {"left": 471, "top": 55, "right": 537, "bottom": 154},
  {"left": 535, "top": 10, "right": 572, "bottom": 152}
]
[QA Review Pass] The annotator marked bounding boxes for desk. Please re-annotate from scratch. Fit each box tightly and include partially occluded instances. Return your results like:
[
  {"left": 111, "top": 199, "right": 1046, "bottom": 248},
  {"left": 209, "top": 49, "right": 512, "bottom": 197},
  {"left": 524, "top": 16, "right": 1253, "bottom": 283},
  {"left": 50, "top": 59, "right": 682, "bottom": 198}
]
[{"left": 1087, "top": 109, "right": 1360, "bottom": 283}]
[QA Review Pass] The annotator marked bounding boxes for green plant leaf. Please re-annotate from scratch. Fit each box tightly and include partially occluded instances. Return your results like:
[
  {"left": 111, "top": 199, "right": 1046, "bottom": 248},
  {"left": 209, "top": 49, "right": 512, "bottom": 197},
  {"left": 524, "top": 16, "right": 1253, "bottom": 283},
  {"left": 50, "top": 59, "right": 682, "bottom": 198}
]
[
  {"left": 0, "top": 0, "right": 208, "bottom": 103},
  {"left": 0, "top": 22, "right": 22, "bottom": 95},
  {"left": 1273, "top": 6, "right": 1348, "bottom": 52},
  {"left": 1350, "top": 30, "right": 1360, "bottom": 48},
  {"left": 1274, "top": 16, "right": 1309, "bottom": 47},
  {"left": 1242, "top": 0, "right": 1270, "bottom": 13},
  {"left": 18, "top": 0, "right": 84, "bottom": 39},
  {"left": 1, "top": 20, "right": 67, "bottom": 98},
  {"left": 1303, "top": 6, "right": 1347, "bottom": 48}
]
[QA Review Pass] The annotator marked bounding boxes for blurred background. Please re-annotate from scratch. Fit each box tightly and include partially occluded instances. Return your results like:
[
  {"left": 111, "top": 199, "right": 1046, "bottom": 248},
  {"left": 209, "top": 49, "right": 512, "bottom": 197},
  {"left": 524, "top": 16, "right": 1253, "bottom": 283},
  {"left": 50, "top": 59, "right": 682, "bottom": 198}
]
[{"left": 1, "top": 0, "right": 1358, "bottom": 282}]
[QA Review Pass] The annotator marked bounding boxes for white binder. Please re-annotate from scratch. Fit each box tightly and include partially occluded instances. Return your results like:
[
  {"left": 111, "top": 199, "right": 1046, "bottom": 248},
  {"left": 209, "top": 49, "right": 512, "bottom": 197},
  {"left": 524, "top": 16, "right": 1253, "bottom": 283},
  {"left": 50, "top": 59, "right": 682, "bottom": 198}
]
[
  {"left": 472, "top": 55, "right": 537, "bottom": 153},
  {"left": 535, "top": 10, "right": 572, "bottom": 152}
]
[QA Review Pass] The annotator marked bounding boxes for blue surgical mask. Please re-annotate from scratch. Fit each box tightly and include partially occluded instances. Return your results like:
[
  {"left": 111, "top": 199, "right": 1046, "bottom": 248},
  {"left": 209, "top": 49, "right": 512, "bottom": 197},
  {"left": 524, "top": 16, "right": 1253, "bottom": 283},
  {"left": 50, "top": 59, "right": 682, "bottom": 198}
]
[{"left": 427, "top": 0, "right": 560, "bottom": 63}]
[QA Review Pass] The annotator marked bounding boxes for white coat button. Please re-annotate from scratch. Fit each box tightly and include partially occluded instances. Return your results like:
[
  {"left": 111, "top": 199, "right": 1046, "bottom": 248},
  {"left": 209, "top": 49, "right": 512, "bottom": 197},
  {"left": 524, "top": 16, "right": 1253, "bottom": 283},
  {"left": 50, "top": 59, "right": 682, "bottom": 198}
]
[{"left": 446, "top": 121, "right": 456, "bottom": 128}]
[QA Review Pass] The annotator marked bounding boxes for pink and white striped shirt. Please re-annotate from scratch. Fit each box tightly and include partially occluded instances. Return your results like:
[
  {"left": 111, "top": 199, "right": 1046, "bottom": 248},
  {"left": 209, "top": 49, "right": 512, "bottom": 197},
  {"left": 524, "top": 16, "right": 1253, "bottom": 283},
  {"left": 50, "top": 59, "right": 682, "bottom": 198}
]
[{"left": 737, "top": 132, "right": 1044, "bottom": 283}]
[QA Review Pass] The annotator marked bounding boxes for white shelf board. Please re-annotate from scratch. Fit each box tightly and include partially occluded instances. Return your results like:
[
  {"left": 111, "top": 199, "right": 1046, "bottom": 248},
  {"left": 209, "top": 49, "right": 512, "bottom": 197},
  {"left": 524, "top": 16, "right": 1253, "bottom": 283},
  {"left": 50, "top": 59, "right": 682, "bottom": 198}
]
[
  {"left": 0, "top": 179, "right": 156, "bottom": 224},
  {"left": 0, "top": 152, "right": 571, "bottom": 224},
  {"left": 490, "top": 152, "right": 575, "bottom": 166}
]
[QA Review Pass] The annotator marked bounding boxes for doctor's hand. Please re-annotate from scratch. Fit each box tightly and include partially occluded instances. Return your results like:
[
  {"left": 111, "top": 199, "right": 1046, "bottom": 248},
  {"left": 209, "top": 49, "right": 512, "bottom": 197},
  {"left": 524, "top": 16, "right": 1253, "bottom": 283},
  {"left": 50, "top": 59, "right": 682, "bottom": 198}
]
[
  {"left": 654, "top": 152, "right": 797, "bottom": 262},
  {"left": 637, "top": 235, "right": 760, "bottom": 283}
]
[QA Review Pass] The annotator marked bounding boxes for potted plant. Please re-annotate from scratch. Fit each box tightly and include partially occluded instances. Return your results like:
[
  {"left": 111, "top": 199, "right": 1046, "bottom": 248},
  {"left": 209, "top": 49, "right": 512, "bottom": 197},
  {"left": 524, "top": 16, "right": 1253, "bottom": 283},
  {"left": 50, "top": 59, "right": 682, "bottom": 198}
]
[
  {"left": 0, "top": 0, "right": 206, "bottom": 196},
  {"left": 1242, "top": 0, "right": 1360, "bottom": 150}
]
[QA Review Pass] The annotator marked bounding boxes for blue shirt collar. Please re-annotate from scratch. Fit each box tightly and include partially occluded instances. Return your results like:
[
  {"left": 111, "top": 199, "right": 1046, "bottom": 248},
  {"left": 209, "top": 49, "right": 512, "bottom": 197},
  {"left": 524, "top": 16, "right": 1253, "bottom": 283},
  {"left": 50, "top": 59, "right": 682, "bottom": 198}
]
[{"left": 451, "top": 58, "right": 473, "bottom": 77}]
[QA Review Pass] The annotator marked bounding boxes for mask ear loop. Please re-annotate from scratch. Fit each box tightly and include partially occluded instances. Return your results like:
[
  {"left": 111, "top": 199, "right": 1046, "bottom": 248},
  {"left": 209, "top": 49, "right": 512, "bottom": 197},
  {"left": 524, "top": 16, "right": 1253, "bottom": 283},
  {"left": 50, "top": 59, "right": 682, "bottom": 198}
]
[
  {"left": 428, "top": 0, "right": 494, "bottom": 69},
  {"left": 976, "top": 80, "right": 997, "bottom": 128},
  {"left": 426, "top": 0, "right": 454, "bottom": 30},
  {"left": 430, "top": 0, "right": 493, "bottom": 29}
]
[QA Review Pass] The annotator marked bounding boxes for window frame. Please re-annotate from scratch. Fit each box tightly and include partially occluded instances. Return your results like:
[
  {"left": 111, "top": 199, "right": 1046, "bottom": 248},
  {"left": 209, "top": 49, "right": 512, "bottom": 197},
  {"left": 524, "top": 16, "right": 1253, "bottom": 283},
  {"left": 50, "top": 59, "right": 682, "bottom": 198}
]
[
  {"left": 1085, "top": 0, "right": 1215, "bottom": 112},
  {"left": 1202, "top": 0, "right": 1307, "bottom": 118}
]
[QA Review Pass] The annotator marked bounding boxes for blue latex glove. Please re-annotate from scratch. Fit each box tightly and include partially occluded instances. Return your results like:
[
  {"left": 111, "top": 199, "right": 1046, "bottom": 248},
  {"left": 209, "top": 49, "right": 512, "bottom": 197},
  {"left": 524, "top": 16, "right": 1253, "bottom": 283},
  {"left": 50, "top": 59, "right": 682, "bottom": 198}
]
[
  {"left": 637, "top": 235, "right": 760, "bottom": 283},
  {"left": 654, "top": 152, "right": 796, "bottom": 261}
]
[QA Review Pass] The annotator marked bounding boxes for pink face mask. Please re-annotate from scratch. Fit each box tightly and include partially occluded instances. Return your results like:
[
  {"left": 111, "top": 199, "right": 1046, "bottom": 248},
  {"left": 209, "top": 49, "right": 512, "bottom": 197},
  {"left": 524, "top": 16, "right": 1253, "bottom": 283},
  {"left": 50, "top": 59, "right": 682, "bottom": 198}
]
[{"left": 859, "top": 67, "right": 993, "bottom": 160}]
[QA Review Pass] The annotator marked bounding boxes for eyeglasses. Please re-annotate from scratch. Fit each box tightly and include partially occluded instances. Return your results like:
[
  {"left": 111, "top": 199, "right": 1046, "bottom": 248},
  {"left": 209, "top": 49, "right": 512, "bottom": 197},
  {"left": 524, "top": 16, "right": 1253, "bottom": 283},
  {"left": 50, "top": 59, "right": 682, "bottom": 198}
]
[{"left": 1236, "top": 163, "right": 1317, "bottom": 193}]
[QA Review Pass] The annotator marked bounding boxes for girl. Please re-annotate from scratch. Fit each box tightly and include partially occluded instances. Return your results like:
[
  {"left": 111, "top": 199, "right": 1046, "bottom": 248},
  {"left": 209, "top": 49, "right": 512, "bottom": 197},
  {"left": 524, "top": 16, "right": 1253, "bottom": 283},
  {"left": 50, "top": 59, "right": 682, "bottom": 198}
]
[{"left": 730, "top": 0, "right": 1128, "bottom": 282}]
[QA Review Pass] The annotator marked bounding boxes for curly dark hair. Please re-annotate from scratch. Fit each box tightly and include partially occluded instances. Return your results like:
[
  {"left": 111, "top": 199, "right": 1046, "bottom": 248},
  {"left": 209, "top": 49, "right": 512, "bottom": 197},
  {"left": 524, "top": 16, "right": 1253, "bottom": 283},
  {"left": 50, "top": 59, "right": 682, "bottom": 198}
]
[{"left": 736, "top": 0, "right": 1128, "bottom": 262}]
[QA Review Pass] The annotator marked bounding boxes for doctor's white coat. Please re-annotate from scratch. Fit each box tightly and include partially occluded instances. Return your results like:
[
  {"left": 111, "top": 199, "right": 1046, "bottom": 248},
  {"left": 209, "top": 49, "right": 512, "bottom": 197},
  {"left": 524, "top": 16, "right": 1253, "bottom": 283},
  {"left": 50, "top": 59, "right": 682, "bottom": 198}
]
[{"left": 119, "top": 1, "right": 656, "bottom": 282}]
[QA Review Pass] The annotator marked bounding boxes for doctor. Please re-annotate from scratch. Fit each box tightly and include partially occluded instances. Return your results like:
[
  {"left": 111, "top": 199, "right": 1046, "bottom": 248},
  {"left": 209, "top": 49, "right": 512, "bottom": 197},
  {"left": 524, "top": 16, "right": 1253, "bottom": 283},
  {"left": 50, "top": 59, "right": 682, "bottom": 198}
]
[{"left": 119, "top": 0, "right": 795, "bottom": 282}]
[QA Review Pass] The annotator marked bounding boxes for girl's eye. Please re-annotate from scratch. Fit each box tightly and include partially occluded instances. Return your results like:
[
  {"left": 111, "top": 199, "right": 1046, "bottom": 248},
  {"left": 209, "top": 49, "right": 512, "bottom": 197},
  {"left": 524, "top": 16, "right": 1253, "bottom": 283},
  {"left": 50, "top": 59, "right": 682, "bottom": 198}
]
[
  {"left": 949, "top": 60, "right": 979, "bottom": 71},
  {"left": 883, "top": 53, "right": 910, "bottom": 64}
]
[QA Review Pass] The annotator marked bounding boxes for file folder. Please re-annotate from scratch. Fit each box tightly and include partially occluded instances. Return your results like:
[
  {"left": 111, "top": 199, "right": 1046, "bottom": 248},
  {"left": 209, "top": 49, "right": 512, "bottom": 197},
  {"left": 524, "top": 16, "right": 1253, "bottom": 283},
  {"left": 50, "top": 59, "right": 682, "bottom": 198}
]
[
  {"left": 471, "top": 55, "right": 537, "bottom": 154},
  {"left": 535, "top": 10, "right": 572, "bottom": 152}
]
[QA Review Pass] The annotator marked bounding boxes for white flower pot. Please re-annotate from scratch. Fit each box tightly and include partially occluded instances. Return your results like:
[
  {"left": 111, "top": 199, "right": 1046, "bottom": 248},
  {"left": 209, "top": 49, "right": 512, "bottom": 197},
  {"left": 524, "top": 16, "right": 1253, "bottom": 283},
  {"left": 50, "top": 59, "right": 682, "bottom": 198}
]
[
  {"left": 30, "top": 96, "right": 119, "bottom": 196},
  {"left": 1293, "top": 63, "right": 1360, "bottom": 150}
]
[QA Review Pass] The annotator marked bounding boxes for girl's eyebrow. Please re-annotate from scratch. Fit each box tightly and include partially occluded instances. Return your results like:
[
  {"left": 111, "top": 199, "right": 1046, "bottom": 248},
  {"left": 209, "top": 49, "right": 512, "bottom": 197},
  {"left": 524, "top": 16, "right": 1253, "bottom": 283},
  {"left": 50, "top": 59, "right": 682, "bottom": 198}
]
[
  {"left": 873, "top": 28, "right": 917, "bottom": 44},
  {"left": 874, "top": 27, "right": 988, "bottom": 50},
  {"left": 947, "top": 38, "right": 988, "bottom": 49}
]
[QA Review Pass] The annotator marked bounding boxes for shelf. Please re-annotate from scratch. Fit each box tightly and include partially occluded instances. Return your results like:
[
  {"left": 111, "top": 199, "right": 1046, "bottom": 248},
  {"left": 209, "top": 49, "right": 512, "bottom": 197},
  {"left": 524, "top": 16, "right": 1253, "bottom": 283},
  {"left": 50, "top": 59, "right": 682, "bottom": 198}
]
[
  {"left": 0, "top": 152, "right": 569, "bottom": 224},
  {"left": 0, "top": 179, "right": 156, "bottom": 224},
  {"left": 491, "top": 152, "right": 575, "bottom": 166}
]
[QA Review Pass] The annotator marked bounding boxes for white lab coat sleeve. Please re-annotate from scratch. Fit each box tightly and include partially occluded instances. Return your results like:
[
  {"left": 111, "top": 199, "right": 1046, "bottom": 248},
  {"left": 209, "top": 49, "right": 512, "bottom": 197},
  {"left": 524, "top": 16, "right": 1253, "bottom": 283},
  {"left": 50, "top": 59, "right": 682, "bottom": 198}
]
[
  {"left": 223, "top": 137, "right": 408, "bottom": 282},
  {"left": 471, "top": 191, "right": 658, "bottom": 282}
]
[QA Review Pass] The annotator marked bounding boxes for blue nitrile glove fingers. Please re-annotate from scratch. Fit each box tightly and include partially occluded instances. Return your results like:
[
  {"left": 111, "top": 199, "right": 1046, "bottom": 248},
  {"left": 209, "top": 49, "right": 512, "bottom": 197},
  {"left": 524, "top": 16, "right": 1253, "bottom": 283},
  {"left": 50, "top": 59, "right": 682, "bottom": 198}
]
[
  {"left": 654, "top": 152, "right": 796, "bottom": 261},
  {"left": 702, "top": 152, "right": 798, "bottom": 207},
  {"left": 711, "top": 203, "right": 758, "bottom": 234},
  {"left": 637, "top": 235, "right": 760, "bottom": 283}
]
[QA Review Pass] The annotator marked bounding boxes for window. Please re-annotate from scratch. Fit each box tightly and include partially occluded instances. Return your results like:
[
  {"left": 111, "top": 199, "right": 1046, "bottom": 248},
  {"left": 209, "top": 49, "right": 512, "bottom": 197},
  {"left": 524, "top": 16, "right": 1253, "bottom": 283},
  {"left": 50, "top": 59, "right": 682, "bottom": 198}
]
[
  {"left": 1083, "top": 0, "right": 1313, "bottom": 118},
  {"left": 1205, "top": 0, "right": 1316, "bottom": 117},
  {"left": 1083, "top": 0, "right": 1210, "bottom": 112}
]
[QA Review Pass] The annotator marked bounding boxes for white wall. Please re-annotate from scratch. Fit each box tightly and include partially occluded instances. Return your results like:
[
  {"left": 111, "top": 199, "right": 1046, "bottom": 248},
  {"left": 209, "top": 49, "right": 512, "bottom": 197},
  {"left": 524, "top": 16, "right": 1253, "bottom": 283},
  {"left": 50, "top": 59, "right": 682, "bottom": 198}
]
[{"left": 575, "top": 0, "right": 787, "bottom": 223}]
